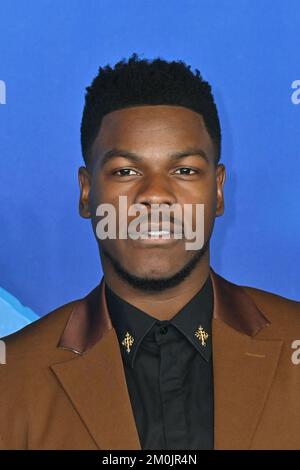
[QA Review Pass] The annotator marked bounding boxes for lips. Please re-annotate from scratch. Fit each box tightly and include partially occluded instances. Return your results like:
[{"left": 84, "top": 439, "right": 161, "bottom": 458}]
[
  {"left": 128, "top": 225, "right": 178, "bottom": 237},
  {"left": 146, "top": 230, "right": 170, "bottom": 235},
  {"left": 141, "top": 230, "right": 171, "bottom": 238},
  {"left": 140, "top": 225, "right": 173, "bottom": 232}
]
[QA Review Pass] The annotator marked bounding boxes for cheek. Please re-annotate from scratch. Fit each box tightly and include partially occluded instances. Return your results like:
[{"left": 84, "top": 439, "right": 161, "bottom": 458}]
[
  {"left": 186, "top": 179, "right": 217, "bottom": 213},
  {"left": 203, "top": 190, "right": 218, "bottom": 225},
  {"left": 202, "top": 176, "right": 218, "bottom": 211},
  {"left": 89, "top": 183, "right": 113, "bottom": 221},
  {"left": 190, "top": 185, "right": 217, "bottom": 236}
]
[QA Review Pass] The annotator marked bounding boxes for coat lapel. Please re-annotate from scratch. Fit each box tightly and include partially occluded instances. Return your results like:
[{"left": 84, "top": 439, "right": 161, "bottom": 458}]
[
  {"left": 51, "top": 280, "right": 141, "bottom": 450},
  {"left": 51, "top": 269, "right": 283, "bottom": 450},
  {"left": 212, "top": 319, "right": 283, "bottom": 449},
  {"left": 210, "top": 270, "right": 283, "bottom": 449}
]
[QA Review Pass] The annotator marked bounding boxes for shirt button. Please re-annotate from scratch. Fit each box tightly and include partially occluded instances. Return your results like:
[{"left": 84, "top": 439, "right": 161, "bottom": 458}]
[
  {"left": 154, "top": 321, "right": 169, "bottom": 343},
  {"left": 158, "top": 321, "right": 169, "bottom": 335}
]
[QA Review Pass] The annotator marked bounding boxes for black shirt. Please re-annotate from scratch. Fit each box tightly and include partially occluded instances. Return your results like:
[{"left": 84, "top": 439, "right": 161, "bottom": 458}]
[{"left": 105, "top": 275, "right": 214, "bottom": 450}]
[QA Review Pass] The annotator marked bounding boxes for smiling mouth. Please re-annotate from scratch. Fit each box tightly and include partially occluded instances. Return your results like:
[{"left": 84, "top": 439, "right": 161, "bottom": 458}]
[
  {"left": 128, "top": 227, "right": 176, "bottom": 238},
  {"left": 127, "top": 228, "right": 181, "bottom": 245},
  {"left": 143, "top": 230, "right": 171, "bottom": 237}
]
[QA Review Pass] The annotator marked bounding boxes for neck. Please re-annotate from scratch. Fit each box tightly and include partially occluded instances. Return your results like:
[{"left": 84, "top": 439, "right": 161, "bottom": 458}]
[{"left": 101, "top": 251, "right": 210, "bottom": 321}]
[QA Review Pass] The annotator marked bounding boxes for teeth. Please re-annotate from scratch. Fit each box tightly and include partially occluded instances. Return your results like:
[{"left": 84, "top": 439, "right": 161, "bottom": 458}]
[{"left": 148, "top": 231, "right": 170, "bottom": 236}]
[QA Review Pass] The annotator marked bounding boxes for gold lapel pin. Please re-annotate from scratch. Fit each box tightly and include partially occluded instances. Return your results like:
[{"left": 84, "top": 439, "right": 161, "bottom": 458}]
[
  {"left": 195, "top": 325, "right": 209, "bottom": 347},
  {"left": 122, "top": 331, "right": 134, "bottom": 354}
]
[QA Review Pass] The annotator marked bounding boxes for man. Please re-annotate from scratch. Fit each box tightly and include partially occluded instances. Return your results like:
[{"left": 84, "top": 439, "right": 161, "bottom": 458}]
[{"left": 0, "top": 54, "right": 299, "bottom": 450}]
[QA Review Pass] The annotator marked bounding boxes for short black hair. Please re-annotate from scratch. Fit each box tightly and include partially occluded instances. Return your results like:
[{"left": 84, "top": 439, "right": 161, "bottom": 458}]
[{"left": 81, "top": 53, "right": 221, "bottom": 166}]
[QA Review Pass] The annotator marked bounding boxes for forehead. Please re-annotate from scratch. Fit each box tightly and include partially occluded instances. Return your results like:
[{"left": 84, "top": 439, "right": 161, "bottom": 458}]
[{"left": 91, "top": 105, "right": 214, "bottom": 157}]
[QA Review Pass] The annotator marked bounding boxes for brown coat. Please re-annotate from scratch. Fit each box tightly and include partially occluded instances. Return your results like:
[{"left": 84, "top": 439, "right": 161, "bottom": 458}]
[{"left": 0, "top": 269, "right": 300, "bottom": 450}]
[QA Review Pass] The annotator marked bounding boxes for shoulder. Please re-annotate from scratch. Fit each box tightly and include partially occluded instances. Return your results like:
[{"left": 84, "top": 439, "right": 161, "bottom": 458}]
[
  {"left": 1, "top": 298, "right": 81, "bottom": 360},
  {"left": 0, "top": 297, "right": 85, "bottom": 448}
]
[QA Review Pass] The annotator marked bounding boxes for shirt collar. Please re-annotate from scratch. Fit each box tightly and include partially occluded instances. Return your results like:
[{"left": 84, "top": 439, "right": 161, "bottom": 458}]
[{"left": 105, "top": 275, "right": 213, "bottom": 368}]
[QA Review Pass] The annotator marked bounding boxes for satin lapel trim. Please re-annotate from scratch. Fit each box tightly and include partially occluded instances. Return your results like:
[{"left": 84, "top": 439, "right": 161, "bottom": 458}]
[
  {"left": 57, "top": 279, "right": 112, "bottom": 354},
  {"left": 212, "top": 319, "right": 283, "bottom": 449},
  {"left": 51, "top": 327, "right": 141, "bottom": 450},
  {"left": 210, "top": 268, "right": 270, "bottom": 335}
]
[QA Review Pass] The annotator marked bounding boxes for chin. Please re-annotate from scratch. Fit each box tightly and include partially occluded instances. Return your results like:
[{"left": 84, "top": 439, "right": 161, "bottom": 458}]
[{"left": 132, "top": 266, "right": 178, "bottom": 279}]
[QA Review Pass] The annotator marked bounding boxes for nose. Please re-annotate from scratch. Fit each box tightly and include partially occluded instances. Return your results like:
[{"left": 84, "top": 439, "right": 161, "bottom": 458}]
[{"left": 134, "top": 174, "right": 177, "bottom": 208}]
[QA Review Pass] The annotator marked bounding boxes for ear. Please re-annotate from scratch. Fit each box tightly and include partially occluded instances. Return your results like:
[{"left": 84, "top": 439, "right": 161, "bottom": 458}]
[
  {"left": 215, "top": 163, "right": 226, "bottom": 217},
  {"left": 78, "top": 166, "right": 92, "bottom": 218}
]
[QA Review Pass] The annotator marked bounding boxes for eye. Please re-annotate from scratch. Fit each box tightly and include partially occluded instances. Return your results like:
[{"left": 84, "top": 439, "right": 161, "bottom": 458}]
[
  {"left": 173, "top": 167, "right": 198, "bottom": 175},
  {"left": 113, "top": 168, "right": 141, "bottom": 177}
]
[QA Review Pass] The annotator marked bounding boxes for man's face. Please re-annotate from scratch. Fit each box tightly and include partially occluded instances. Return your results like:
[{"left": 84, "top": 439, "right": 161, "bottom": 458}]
[{"left": 79, "top": 105, "right": 225, "bottom": 285}]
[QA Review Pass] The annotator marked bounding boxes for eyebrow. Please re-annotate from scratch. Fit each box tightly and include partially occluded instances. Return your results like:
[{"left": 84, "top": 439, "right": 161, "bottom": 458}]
[{"left": 99, "top": 147, "right": 209, "bottom": 168}]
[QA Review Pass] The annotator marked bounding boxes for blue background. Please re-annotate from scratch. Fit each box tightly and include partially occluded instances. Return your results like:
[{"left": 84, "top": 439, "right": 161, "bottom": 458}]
[{"left": 0, "top": 0, "right": 299, "bottom": 333}]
